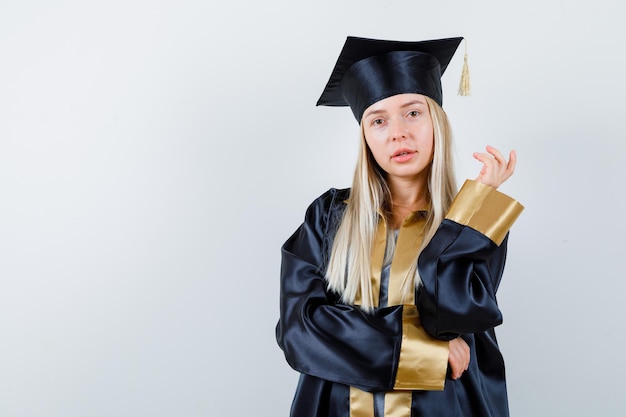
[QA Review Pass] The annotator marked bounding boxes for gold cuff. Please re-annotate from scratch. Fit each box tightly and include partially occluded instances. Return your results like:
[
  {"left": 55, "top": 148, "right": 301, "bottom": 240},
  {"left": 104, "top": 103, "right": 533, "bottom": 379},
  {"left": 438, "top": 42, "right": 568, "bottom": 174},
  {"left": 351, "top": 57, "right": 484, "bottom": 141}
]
[{"left": 446, "top": 180, "right": 524, "bottom": 245}]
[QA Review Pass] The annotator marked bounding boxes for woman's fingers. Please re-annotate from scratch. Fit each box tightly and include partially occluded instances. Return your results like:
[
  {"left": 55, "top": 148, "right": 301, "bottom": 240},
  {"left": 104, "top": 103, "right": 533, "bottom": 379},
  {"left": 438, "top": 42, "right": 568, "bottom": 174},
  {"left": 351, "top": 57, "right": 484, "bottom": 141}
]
[
  {"left": 448, "top": 337, "right": 471, "bottom": 380},
  {"left": 486, "top": 145, "right": 505, "bottom": 165},
  {"left": 473, "top": 145, "right": 517, "bottom": 189},
  {"left": 506, "top": 149, "right": 517, "bottom": 176}
]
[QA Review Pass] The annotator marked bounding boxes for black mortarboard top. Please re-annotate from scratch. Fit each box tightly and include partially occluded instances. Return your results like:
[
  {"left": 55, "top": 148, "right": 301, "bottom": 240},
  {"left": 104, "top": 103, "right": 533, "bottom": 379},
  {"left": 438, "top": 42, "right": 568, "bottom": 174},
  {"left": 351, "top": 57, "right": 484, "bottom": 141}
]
[{"left": 316, "top": 36, "right": 465, "bottom": 122}]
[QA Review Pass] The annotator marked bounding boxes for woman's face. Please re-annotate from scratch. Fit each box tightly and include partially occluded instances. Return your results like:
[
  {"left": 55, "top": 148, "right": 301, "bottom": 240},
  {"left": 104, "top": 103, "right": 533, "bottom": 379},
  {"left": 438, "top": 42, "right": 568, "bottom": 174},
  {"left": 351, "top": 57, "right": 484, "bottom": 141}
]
[{"left": 362, "top": 93, "right": 434, "bottom": 185}]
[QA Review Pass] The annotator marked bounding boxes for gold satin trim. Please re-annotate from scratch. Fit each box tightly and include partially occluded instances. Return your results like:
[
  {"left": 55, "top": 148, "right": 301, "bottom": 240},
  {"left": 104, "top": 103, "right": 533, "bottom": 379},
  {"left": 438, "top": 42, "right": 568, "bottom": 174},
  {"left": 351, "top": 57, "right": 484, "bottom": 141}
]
[
  {"left": 384, "top": 391, "right": 412, "bottom": 417},
  {"left": 350, "top": 213, "right": 449, "bottom": 417},
  {"left": 387, "top": 215, "right": 425, "bottom": 305},
  {"left": 390, "top": 214, "right": 448, "bottom": 391},
  {"left": 355, "top": 220, "right": 386, "bottom": 306},
  {"left": 394, "top": 305, "right": 448, "bottom": 390},
  {"left": 350, "top": 387, "right": 374, "bottom": 417},
  {"left": 350, "top": 388, "right": 413, "bottom": 417},
  {"left": 446, "top": 180, "right": 524, "bottom": 245}
]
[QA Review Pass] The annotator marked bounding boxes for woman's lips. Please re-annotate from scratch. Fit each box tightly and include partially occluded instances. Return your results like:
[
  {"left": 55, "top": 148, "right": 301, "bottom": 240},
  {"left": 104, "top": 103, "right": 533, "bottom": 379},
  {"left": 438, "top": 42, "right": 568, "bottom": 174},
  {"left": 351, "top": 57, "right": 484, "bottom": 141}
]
[{"left": 391, "top": 149, "right": 415, "bottom": 162}]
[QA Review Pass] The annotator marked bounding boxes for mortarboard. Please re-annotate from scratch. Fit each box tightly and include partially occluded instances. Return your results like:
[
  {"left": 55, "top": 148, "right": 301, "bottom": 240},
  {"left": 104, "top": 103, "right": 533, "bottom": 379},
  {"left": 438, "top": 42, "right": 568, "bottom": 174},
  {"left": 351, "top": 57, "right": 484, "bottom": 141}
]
[{"left": 316, "top": 36, "right": 466, "bottom": 122}]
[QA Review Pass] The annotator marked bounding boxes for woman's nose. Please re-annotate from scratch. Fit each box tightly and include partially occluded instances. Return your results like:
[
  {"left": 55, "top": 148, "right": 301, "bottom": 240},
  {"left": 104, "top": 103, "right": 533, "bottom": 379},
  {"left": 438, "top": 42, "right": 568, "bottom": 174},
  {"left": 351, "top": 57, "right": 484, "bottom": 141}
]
[{"left": 390, "top": 119, "right": 408, "bottom": 141}]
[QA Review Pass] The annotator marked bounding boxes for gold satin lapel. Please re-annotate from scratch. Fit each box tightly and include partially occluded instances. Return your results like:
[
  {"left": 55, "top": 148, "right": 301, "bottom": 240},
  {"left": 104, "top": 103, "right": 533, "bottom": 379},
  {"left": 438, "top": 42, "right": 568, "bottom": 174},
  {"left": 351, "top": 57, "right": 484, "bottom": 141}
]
[
  {"left": 394, "top": 305, "right": 448, "bottom": 390},
  {"left": 387, "top": 216, "right": 426, "bottom": 305},
  {"left": 357, "top": 220, "right": 386, "bottom": 307},
  {"left": 384, "top": 391, "right": 412, "bottom": 417},
  {"left": 350, "top": 387, "right": 375, "bottom": 417},
  {"left": 351, "top": 214, "right": 448, "bottom": 417},
  {"left": 389, "top": 215, "right": 448, "bottom": 391},
  {"left": 351, "top": 222, "right": 384, "bottom": 417}
]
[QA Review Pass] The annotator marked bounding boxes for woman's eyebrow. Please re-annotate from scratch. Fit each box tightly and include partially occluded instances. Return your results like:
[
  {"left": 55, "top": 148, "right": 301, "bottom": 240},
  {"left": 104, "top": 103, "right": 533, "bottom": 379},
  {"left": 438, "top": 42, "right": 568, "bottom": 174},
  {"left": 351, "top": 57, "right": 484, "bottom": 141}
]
[
  {"left": 364, "top": 99, "right": 427, "bottom": 119},
  {"left": 363, "top": 108, "right": 386, "bottom": 119},
  {"left": 400, "top": 100, "right": 427, "bottom": 108}
]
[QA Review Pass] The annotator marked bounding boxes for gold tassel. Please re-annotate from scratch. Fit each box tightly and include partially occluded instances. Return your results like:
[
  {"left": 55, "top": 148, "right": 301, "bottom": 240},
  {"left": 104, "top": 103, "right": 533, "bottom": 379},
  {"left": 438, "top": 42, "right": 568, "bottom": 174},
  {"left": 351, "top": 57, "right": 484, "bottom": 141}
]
[{"left": 458, "top": 39, "right": 471, "bottom": 96}]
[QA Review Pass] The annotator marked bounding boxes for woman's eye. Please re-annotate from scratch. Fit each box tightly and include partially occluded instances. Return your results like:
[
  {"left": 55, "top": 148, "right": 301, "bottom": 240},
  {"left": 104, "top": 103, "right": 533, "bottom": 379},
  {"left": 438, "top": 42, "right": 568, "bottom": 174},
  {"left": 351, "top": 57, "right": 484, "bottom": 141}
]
[
  {"left": 372, "top": 118, "right": 384, "bottom": 125},
  {"left": 408, "top": 110, "right": 419, "bottom": 117}
]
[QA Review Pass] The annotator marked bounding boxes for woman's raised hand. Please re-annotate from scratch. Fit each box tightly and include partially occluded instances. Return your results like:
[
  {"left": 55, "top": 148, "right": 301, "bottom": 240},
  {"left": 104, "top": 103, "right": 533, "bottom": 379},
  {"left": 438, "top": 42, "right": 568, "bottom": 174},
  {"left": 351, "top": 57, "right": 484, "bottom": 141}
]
[{"left": 473, "top": 145, "right": 516, "bottom": 189}]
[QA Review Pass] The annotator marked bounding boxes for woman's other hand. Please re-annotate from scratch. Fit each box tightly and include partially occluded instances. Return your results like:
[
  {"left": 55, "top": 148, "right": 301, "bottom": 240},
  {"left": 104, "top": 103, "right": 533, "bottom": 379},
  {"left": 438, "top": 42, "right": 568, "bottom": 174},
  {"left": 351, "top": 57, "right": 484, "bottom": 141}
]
[
  {"left": 448, "top": 337, "right": 470, "bottom": 380},
  {"left": 473, "top": 145, "right": 516, "bottom": 189}
]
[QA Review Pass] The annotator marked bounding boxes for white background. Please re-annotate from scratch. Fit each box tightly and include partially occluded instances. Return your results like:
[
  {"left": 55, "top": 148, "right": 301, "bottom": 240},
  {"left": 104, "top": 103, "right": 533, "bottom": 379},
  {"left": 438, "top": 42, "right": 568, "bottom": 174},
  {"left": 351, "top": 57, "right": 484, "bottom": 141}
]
[{"left": 1, "top": 0, "right": 624, "bottom": 416}]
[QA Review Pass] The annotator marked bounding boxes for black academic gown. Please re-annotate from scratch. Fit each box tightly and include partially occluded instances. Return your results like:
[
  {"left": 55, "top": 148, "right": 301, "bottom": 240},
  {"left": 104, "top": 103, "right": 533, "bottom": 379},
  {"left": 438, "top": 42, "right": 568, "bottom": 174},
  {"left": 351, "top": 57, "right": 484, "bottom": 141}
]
[{"left": 276, "top": 180, "right": 524, "bottom": 417}]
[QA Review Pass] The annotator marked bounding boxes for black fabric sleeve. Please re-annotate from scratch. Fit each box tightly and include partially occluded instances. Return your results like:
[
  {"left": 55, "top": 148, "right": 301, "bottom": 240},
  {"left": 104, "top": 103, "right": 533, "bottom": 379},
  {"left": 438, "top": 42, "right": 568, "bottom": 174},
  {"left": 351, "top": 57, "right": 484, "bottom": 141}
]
[
  {"left": 416, "top": 219, "right": 509, "bottom": 340},
  {"left": 275, "top": 189, "right": 404, "bottom": 392}
]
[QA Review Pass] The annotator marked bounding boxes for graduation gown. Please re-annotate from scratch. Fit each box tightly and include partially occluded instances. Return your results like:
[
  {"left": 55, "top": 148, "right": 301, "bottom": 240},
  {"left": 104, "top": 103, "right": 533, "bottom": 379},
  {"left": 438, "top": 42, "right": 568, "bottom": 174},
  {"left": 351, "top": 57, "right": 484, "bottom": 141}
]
[{"left": 276, "top": 180, "right": 524, "bottom": 417}]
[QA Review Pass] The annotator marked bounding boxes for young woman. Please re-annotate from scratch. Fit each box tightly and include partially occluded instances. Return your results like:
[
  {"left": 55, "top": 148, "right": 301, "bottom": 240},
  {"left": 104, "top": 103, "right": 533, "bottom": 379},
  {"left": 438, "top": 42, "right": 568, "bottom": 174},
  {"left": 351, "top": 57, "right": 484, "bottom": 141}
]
[{"left": 276, "top": 36, "right": 524, "bottom": 417}]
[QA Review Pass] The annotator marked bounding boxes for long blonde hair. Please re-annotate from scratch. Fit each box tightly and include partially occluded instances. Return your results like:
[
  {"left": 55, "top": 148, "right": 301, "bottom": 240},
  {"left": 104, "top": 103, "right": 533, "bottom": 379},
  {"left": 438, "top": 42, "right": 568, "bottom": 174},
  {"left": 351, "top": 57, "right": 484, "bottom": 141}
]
[{"left": 325, "top": 97, "right": 457, "bottom": 311}]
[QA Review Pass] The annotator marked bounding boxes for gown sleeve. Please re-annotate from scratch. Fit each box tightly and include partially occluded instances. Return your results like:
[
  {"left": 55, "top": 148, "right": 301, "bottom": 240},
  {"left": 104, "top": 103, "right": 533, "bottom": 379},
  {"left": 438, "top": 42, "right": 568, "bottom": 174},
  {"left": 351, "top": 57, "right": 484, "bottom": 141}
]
[
  {"left": 276, "top": 189, "right": 427, "bottom": 392},
  {"left": 417, "top": 180, "right": 524, "bottom": 340}
]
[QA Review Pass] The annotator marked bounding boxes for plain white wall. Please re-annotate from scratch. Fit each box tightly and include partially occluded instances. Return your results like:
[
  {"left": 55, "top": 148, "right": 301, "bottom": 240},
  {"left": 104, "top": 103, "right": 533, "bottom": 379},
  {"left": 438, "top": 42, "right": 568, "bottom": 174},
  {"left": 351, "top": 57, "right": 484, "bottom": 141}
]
[{"left": 1, "top": 0, "right": 624, "bottom": 416}]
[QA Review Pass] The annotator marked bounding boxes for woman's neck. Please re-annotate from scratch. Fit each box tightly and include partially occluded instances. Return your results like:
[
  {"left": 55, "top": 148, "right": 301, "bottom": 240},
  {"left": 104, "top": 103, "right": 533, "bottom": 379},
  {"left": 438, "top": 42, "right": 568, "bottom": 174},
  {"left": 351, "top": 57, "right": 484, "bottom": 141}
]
[{"left": 389, "top": 179, "right": 429, "bottom": 229}]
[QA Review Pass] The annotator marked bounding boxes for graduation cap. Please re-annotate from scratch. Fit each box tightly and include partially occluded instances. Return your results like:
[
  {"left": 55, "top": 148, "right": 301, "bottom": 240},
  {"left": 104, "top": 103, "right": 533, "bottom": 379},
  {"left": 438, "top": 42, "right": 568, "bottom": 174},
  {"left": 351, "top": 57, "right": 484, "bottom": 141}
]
[{"left": 316, "top": 36, "right": 468, "bottom": 122}]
